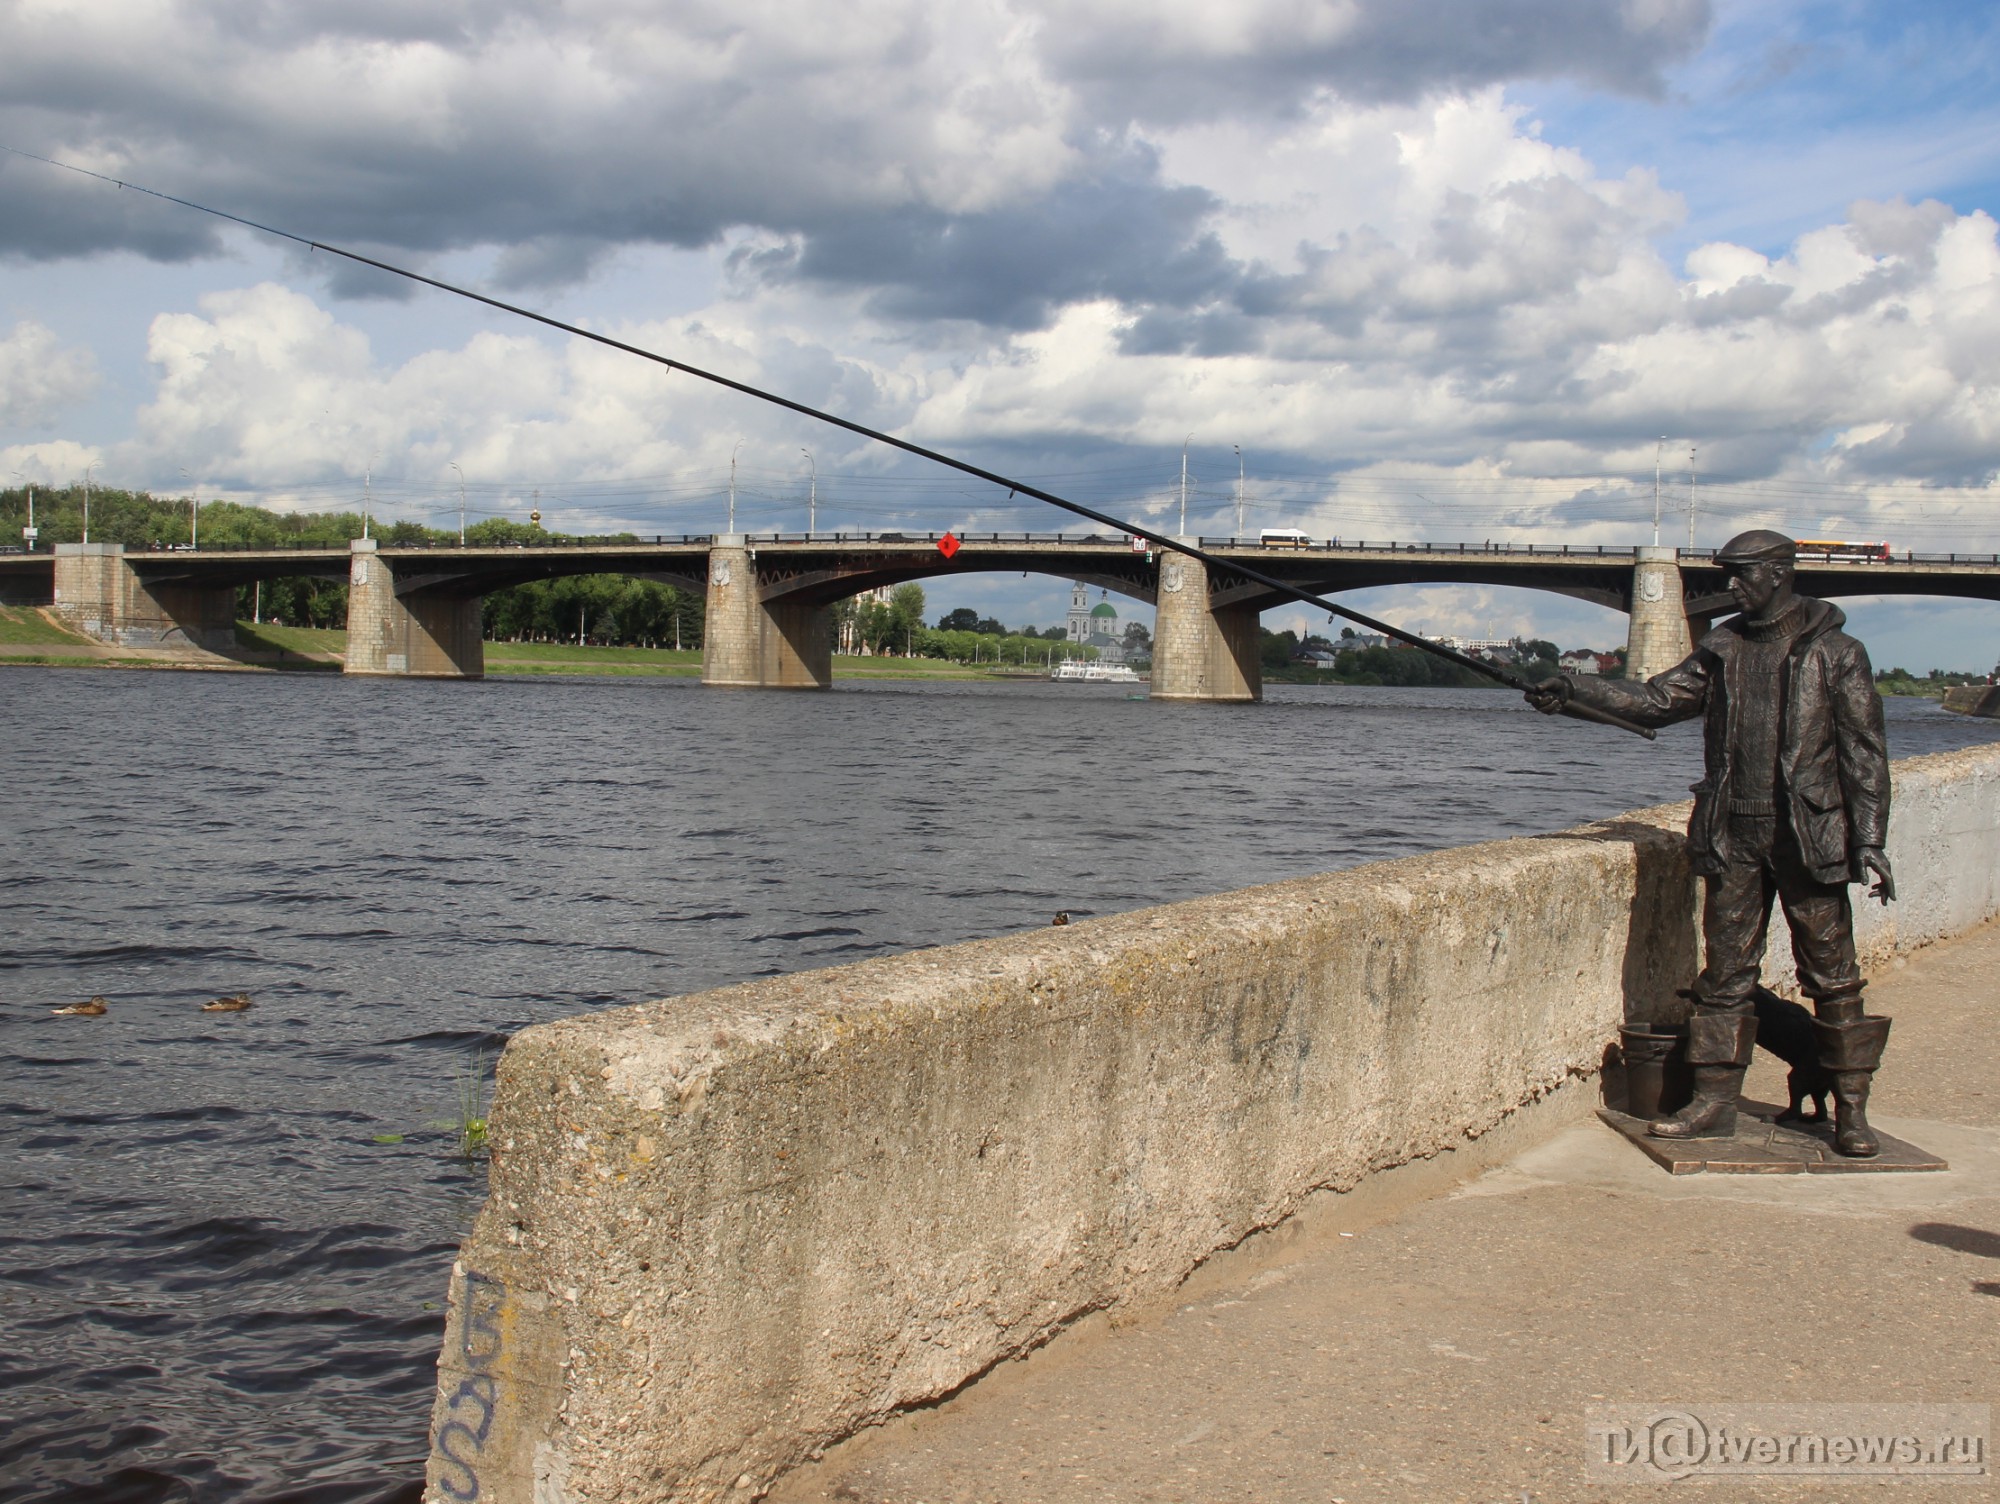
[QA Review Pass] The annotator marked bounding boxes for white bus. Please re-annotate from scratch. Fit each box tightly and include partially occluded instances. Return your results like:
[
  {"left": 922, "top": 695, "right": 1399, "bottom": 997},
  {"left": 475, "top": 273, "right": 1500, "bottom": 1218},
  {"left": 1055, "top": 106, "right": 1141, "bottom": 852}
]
[{"left": 1258, "top": 528, "right": 1312, "bottom": 548}]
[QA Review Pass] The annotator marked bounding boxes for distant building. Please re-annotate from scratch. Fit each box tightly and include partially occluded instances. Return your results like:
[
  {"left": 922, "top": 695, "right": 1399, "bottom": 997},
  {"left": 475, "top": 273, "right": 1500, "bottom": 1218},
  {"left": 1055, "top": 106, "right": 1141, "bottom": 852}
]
[
  {"left": 1065, "top": 582, "right": 1127, "bottom": 663},
  {"left": 1560, "top": 648, "right": 1608, "bottom": 676}
]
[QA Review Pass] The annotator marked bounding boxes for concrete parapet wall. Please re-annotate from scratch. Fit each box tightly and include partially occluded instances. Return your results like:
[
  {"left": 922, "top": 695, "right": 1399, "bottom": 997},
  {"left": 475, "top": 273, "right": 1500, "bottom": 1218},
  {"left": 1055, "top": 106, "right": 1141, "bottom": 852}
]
[
  {"left": 426, "top": 743, "right": 2000, "bottom": 1504},
  {"left": 1857, "top": 742, "right": 2000, "bottom": 959},
  {"left": 1942, "top": 684, "right": 2000, "bottom": 719}
]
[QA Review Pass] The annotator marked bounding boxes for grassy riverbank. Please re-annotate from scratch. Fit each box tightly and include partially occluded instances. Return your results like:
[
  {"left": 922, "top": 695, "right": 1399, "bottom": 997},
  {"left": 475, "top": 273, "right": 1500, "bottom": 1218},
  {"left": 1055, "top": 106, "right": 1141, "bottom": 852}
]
[
  {"left": 0, "top": 607, "right": 88, "bottom": 645},
  {"left": 236, "top": 625, "right": 1018, "bottom": 679}
]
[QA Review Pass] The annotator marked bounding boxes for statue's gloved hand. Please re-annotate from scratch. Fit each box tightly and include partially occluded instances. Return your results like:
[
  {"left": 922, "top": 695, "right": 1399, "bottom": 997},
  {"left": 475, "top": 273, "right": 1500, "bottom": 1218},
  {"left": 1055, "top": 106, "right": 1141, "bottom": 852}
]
[
  {"left": 1524, "top": 675, "right": 1572, "bottom": 716},
  {"left": 1856, "top": 847, "right": 1896, "bottom": 904}
]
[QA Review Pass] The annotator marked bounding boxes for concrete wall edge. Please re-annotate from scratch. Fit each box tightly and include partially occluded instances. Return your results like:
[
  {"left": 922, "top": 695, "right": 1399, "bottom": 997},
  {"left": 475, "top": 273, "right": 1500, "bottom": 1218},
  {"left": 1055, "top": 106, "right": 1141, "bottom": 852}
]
[{"left": 424, "top": 739, "right": 2000, "bottom": 1504}]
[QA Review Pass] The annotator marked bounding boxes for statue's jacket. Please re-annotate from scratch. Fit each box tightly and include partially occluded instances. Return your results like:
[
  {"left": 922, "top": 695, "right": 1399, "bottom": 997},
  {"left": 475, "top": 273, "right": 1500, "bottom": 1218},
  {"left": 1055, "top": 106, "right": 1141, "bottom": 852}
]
[{"left": 1568, "top": 597, "right": 1889, "bottom": 882}]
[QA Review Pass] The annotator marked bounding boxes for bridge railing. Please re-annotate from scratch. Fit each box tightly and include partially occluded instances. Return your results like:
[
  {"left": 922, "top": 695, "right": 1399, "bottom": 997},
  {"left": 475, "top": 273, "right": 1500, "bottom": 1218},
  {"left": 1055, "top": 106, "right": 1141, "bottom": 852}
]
[{"left": 17, "top": 534, "right": 1998, "bottom": 564}]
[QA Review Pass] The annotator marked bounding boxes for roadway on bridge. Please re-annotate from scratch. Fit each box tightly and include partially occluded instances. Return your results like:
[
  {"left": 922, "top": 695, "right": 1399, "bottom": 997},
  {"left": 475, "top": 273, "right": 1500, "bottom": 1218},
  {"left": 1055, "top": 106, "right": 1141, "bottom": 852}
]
[{"left": 8, "top": 536, "right": 2000, "bottom": 609}]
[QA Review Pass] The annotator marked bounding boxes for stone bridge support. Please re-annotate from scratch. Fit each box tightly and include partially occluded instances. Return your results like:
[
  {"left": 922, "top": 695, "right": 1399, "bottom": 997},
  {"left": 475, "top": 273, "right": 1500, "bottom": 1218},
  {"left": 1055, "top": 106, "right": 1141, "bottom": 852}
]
[
  {"left": 1149, "top": 545, "right": 1262, "bottom": 702},
  {"left": 1623, "top": 545, "right": 1694, "bottom": 681},
  {"left": 343, "top": 540, "right": 485, "bottom": 679},
  {"left": 700, "top": 537, "right": 833, "bottom": 689},
  {"left": 51, "top": 542, "right": 237, "bottom": 650}
]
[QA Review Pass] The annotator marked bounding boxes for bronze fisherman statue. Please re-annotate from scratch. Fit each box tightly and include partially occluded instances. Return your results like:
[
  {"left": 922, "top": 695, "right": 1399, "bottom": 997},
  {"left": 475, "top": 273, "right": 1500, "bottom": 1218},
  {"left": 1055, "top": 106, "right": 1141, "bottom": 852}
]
[{"left": 1527, "top": 530, "right": 1895, "bottom": 1157}]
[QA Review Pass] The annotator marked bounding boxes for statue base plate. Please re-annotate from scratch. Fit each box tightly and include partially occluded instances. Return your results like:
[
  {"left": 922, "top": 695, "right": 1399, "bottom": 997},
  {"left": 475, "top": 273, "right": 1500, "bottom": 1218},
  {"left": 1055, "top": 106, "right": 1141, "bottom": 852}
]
[{"left": 1597, "top": 1101, "right": 1948, "bottom": 1175}]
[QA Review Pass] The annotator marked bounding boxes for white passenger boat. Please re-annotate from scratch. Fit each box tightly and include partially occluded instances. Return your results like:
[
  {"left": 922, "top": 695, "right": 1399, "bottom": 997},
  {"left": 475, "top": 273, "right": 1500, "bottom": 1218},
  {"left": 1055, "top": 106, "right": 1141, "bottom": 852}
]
[{"left": 1049, "top": 660, "right": 1142, "bottom": 683}]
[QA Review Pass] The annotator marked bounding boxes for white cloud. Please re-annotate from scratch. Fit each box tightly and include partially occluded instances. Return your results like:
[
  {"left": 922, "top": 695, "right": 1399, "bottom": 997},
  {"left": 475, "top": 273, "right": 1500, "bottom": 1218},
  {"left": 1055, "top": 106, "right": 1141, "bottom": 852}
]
[
  {"left": 117, "top": 280, "right": 920, "bottom": 526},
  {"left": 116, "top": 144, "right": 2000, "bottom": 553},
  {"left": 0, "top": 320, "right": 100, "bottom": 430},
  {"left": 1, "top": 439, "right": 104, "bottom": 485}
]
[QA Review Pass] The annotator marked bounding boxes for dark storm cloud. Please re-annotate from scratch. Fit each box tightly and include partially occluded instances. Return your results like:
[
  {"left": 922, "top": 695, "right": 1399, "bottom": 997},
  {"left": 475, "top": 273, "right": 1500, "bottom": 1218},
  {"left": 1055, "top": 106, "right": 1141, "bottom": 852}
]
[
  {"left": 776, "top": 169, "right": 1232, "bottom": 330},
  {"left": 0, "top": 153, "right": 222, "bottom": 263},
  {"left": 0, "top": 0, "right": 1713, "bottom": 320},
  {"left": 1047, "top": 0, "right": 1713, "bottom": 122}
]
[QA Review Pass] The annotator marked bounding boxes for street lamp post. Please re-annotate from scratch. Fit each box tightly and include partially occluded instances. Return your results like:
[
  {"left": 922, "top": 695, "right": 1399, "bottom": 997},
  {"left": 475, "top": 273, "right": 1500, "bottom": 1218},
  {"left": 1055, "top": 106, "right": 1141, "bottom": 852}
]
[
  {"left": 801, "top": 447, "right": 816, "bottom": 535},
  {"left": 729, "top": 441, "right": 742, "bottom": 534},
  {"left": 1179, "top": 433, "right": 1194, "bottom": 536},
  {"left": 450, "top": 462, "right": 467, "bottom": 545},
  {"left": 1234, "top": 444, "right": 1245, "bottom": 538},
  {"left": 179, "top": 469, "right": 199, "bottom": 549},
  {"left": 1687, "top": 444, "right": 1698, "bottom": 549},
  {"left": 1653, "top": 435, "right": 1665, "bottom": 548},
  {"left": 83, "top": 461, "right": 95, "bottom": 544}
]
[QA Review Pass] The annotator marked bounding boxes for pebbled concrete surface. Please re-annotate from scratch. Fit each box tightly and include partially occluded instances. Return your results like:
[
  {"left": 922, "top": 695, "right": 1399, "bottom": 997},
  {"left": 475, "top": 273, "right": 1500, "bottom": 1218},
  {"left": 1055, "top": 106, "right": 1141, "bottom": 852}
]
[{"left": 771, "top": 922, "right": 2000, "bottom": 1504}]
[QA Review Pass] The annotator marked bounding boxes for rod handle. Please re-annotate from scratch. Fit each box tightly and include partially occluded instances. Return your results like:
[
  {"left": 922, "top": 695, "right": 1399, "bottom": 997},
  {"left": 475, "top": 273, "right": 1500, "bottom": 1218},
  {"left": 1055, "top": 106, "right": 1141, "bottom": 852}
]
[{"left": 1559, "top": 697, "right": 1657, "bottom": 740}]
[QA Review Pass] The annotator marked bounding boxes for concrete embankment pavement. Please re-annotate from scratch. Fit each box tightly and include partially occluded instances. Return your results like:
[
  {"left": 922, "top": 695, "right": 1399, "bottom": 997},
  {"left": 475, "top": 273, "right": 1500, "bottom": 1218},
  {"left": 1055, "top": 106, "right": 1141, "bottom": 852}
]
[{"left": 773, "top": 923, "right": 2000, "bottom": 1504}]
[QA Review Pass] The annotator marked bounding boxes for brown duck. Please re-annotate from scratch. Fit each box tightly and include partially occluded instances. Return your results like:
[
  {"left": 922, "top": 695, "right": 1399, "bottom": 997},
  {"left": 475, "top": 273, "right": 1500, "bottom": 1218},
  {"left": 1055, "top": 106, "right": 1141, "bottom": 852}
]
[
  {"left": 202, "top": 993, "right": 254, "bottom": 1012},
  {"left": 52, "top": 995, "right": 109, "bottom": 1016}
]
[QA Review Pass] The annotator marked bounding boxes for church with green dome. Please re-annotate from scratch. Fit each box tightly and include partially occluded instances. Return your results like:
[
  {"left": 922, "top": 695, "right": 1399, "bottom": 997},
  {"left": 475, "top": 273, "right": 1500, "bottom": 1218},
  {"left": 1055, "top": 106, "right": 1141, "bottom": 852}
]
[{"left": 1064, "top": 581, "right": 1129, "bottom": 663}]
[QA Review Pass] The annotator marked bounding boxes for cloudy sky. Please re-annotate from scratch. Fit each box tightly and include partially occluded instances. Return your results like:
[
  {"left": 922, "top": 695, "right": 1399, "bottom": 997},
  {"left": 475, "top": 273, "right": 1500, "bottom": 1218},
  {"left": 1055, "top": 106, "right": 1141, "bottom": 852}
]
[{"left": 3, "top": 0, "right": 1998, "bottom": 666}]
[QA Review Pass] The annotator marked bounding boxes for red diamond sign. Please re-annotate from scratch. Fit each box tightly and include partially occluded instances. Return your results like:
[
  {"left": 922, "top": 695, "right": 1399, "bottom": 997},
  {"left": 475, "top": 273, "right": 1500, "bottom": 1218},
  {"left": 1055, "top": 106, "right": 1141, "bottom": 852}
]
[{"left": 937, "top": 532, "right": 962, "bottom": 559}]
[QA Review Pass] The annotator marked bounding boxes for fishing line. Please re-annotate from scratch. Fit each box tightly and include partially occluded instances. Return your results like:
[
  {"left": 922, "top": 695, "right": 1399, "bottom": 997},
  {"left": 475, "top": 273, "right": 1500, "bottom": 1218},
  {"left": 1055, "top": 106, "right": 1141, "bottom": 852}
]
[{"left": 3, "top": 144, "right": 1653, "bottom": 737}]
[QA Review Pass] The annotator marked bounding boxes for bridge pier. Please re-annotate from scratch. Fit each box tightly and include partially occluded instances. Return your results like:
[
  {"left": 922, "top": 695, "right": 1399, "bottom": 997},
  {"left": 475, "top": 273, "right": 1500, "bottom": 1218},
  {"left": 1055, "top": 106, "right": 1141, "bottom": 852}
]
[
  {"left": 51, "top": 542, "right": 237, "bottom": 650},
  {"left": 1149, "top": 545, "right": 1262, "bottom": 702},
  {"left": 1624, "top": 545, "right": 1693, "bottom": 681},
  {"left": 701, "top": 537, "right": 832, "bottom": 689},
  {"left": 342, "top": 540, "right": 485, "bottom": 679}
]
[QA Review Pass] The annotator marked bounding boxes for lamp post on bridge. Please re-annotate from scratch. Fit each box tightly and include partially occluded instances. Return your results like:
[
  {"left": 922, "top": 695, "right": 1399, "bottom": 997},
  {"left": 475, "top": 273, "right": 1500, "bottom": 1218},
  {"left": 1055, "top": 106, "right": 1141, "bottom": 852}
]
[
  {"left": 1653, "top": 436, "right": 1665, "bottom": 548},
  {"left": 801, "top": 447, "right": 816, "bottom": 536},
  {"left": 1234, "top": 444, "right": 1245, "bottom": 538},
  {"left": 83, "top": 461, "right": 95, "bottom": 545},
  {"left": 729, "top": 440, "right": 741, "bottom": 535},
  {"left": 179, "top": 468, "right": 200, "bottom": 549},
  {"left": 450, "top": 462, "right": 467, "bottom": 545},
  {"left": 1180, "top": 432, "right": 1194, "bottom": 536},
  {"left": 1687, "top": 443, "right": 1698, "bottom": 549}
]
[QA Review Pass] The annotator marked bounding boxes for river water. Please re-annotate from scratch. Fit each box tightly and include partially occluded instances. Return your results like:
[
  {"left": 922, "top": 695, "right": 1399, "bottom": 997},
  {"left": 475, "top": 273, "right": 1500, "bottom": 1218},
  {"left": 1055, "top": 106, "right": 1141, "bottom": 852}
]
[{"left": 3, "top": 670, "right": 1995, "bottom": 1503}]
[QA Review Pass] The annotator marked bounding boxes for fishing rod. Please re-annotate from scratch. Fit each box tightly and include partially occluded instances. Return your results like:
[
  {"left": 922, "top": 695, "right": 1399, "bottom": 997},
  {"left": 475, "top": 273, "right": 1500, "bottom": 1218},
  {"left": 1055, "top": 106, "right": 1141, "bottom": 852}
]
[{"left": 5, "top": 145, "right": 1651, "bottom": 739}]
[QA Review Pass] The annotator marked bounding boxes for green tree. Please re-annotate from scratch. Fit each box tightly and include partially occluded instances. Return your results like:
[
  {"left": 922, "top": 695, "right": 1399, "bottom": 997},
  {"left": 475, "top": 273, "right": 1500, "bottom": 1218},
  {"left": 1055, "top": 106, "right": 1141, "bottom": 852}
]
[
  {"left": 481, "top": 575, "right": 702, "bottom": 647},
  {"left": 884, "top": 582, "right": 926, "bottom": 654},
  {"left": 1259, "top": 627, "right": 1300, "bottom": 669}
]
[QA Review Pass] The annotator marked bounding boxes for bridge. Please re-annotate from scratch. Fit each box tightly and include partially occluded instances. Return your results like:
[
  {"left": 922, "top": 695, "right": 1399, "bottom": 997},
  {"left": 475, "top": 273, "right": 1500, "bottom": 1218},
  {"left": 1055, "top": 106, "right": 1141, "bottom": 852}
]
[{"left": 3, "top": 534, "right": 1998, "bottom": 701}]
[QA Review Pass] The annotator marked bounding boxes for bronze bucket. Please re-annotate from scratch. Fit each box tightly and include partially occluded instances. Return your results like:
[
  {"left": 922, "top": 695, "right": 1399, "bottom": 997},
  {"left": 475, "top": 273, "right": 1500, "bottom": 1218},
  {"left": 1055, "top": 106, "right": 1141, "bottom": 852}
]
[{"left": 1619, "top": 1022, "right": 1692, "bottom": 1120}]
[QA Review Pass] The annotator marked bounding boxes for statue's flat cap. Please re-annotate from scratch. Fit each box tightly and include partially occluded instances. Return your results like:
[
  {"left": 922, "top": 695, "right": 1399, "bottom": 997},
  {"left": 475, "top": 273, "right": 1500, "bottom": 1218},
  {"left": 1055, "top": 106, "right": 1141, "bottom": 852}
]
[{"left": 1715, "top": 529, "right": 1796, "bottom": 566}]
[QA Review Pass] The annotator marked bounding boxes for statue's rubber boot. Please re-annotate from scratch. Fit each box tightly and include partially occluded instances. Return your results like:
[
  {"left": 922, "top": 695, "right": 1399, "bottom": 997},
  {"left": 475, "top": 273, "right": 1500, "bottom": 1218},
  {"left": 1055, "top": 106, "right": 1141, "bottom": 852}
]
[
  {"left": 1649, "top": 1011, "right": 1757, "bottom": 1139},
  {"left": 1814, "top": 1013, "right": 1891, "bottom": 1157}
]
